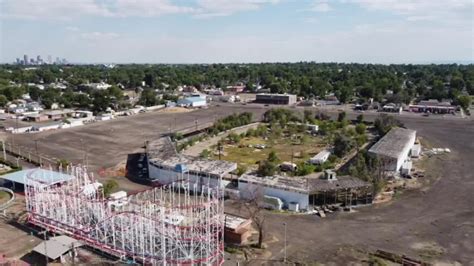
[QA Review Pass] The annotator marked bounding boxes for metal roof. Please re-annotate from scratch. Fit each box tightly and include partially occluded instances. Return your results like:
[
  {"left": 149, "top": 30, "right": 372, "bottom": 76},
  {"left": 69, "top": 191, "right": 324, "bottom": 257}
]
[
  {"left": 148, "top": 137, "right": 237, "bottom": 176},
  {"left": 240, "top": 174, "right": 370, "bottom": 194},
  {"left": 0, "top": 168, "right": 74, "bottom": 186},
  {"left": 368, "top": 127, "right": 416, "bottom": 159},
  {"left": 33, "top": 235, "right": 83, "bottom": 260}
]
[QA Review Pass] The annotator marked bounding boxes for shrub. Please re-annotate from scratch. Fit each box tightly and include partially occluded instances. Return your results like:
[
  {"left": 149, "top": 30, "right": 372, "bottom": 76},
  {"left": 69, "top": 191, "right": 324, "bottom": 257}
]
[
  {"left": 355, "top": 123, "right": 366, "bottom": 135},
  {"left": 103, "top": 180, "right": 119, "bottom": 197}
]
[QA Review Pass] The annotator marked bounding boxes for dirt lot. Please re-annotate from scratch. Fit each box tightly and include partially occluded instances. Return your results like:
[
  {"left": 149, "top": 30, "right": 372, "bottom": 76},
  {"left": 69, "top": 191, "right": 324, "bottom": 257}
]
[{"left": 225, "top": 114, "right": 474, "bottom": 265}]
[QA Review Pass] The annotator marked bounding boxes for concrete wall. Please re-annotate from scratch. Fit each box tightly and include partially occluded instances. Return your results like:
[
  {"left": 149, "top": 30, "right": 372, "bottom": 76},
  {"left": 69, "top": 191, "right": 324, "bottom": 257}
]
[
  {"left": 238, "top": 181, "right": 309, "bottom": 210},
  {"left": 395, "top": 132, "right": 416, "bottom": 172}
]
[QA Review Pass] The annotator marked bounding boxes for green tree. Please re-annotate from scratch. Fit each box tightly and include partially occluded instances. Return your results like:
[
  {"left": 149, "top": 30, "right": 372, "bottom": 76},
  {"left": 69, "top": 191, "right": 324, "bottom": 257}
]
[
  {"left": 333, "top": 133, "right": 354, "bottom": 157},
  {"left": 236, "top": 165, "right": 247, "bottom": 176},
  {"left": 296, "top": 162, "right": 315, "bottom": 176},
  {"left": 267, "top": 150, "right": 280, "bottom": 164},
  {"left": 0, "top": 95, "right": 8, "bottom": 107},
  {"left": 138, "top": 88, "right": 158, "bottom": 107},
  {"left": 103, "top": 180, "right": 119, "bottom": 197},
  {"left": 457, "top": 95, "right": 471, "bottom": 111},
  {"left": 355, "top": 123, "right": 366, "bottom": 135},
  {"left": 257, "top": 160, "right": 277, "bottom": 177},
  {"left": 374, "top": 114, "right": 403, "bottom": 136}
]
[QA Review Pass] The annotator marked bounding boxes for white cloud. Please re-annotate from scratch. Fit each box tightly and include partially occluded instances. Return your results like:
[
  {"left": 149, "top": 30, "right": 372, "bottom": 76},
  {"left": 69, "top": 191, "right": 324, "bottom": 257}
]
[
  {"left": 108, "top": 0, "right": 195, "bottom": 17},
  {"left": 1, "top": 0, "right": 111, "bottom": 20},
  {"left": 308, "top": 0, "right": 332, "bottom": 12},
  {"left": 194, "top": 0, "right": 279, "bottom": 18},
  {"left": 80, "top": 31, "right": 120, "bottom": 41},
  {"left": 347, "top": 0, "right": 472, "bottom": 23},
  {"left": 1, "top": 0, "right": 279, "bottom": 20}
]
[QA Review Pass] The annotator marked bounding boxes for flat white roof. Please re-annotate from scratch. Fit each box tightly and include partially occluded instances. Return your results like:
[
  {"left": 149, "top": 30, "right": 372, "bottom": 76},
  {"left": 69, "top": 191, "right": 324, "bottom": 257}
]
[{"left": 33, "top": 235, "right": 83, "bottom": 260}]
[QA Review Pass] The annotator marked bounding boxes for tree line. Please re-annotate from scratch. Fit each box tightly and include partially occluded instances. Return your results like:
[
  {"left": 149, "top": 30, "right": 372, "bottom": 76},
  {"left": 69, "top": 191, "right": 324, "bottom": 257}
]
[{"left": 1, "top": 63, "right": 472, "bottom": 105}]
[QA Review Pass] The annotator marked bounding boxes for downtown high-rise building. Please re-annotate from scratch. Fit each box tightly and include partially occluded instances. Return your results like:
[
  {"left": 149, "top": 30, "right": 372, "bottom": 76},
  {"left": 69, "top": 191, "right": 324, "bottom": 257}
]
[{"left": 23, "top": 54, "right": 29, "bottom": 65}]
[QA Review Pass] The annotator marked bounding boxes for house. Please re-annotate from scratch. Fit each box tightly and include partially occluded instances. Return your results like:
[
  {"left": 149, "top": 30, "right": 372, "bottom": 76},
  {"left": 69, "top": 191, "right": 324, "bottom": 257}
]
[
  {"left": 43, "top": 109, "right": 74, "bottom": 120},
  {"left": 24, "top": 113, "right": 49, "bottom": 122},
  {"left": 368, "top": 127, "right": 416, "bottom": 173},
  {"left": 26, "top": 102, "right": 43, "bottom": 112},
  {"left": 177, "top": 96, "right": 207, "bottom": 108},
  {"left": 309, "top": 150, "right": 331, "bottom": 165},
  {"left": 226, "top": 84, "right": 245, "bottom": 93},
  {"left": 83, "top": 82, "right": 112, "bottom": 90}
]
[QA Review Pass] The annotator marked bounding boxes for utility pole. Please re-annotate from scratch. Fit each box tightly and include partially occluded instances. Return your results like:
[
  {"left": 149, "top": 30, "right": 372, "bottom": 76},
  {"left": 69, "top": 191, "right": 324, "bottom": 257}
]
[
  {"left": 283, "top": 222, "right": 287, "bottom": 263},
  {"left": 217, "top": 142, "right": 222, "bottom": 160},
  {"left": 1, "top": 140, "right": 6, "bottom": 161}
]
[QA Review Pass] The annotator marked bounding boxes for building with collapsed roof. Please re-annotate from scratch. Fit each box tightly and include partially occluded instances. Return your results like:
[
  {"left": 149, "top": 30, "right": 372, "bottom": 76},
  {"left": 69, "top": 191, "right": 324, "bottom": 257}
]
[
  {"left": 368, "top": 127, "right": 416, "bottom": 173},
  {"left": 238, "top": 170, "right": 372, "bottom": 211},
  {"left": 146, "top": 137, "right": 237, "bottom": 191}
]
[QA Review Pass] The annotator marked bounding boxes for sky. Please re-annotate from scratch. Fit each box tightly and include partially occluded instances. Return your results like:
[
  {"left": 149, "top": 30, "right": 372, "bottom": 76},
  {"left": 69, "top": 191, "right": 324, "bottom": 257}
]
[{"left": 0, "top": 0, "right": 473, "bottom": 64}]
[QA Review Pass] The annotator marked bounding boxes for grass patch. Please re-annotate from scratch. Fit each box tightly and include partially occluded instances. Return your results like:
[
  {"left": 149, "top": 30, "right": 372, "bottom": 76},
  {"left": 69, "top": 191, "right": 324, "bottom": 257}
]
[
  {"left": 0, "top": 191, "right": 10, "bottom": 199},
  {"left": 0, "top": 190, "right": 12, "bottom": 204},
  {"left": 224, "top": 246, "right": 243, "bottom": 254},
  {"left": 213, "top": 134, "right": 327, "bottom": 168}
]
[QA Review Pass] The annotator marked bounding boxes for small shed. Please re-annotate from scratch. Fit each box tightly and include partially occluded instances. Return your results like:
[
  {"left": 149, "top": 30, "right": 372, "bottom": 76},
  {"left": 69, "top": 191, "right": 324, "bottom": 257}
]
[
  {"left": 309, "top": 150, "right": 331, "bottom": 165},
  {"left": 224, "top": 214, "right": 252, "bottom": 245},
  {"left": 32, "top": 235, "right": 83, "bottom": 262}
]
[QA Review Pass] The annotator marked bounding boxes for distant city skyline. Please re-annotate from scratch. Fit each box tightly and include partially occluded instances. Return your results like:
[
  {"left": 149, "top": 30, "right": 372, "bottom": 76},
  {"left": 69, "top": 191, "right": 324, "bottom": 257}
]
[
  {"left": 13, "top": 54, "right": 67, "bottom": 65},
  {"left": 1, "top": 0, "right": 473, "bottom": 64}
]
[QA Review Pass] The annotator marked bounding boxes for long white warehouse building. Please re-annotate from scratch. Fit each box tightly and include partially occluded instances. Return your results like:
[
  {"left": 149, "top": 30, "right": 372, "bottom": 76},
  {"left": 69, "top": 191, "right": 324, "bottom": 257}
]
[{"left": 368, "top": 127, "right": 416, "bottom": 173}]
